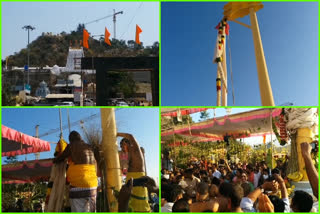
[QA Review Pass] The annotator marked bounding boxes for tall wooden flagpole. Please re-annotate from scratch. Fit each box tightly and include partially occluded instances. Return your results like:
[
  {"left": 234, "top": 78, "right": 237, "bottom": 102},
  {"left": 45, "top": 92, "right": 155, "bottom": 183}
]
[
  {"left": 100, "top": 108, "right": 122, "bottom": 212},
  {"left": 249, "top": 8, "right": 274, "bottom": 106},
  {"left": 222, "top": 39, "right": 228, "bottom": 106},
  {"left": 223, "top": 2, "right": 275, "bottom": 106}
]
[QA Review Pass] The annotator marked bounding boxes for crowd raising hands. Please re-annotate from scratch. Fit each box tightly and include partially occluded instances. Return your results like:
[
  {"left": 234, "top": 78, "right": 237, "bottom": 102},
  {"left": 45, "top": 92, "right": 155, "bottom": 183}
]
[{"left": 161, "top": 142, "right": 318, "bottom": 212}]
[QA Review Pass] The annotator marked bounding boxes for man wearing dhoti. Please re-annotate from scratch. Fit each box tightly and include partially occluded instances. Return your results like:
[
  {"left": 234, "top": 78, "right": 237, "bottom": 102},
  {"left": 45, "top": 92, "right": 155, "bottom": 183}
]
[
  {"left": 54, "top": 131, "right": 98, "bottom": 212},
  {"left": 117, "top": 133, "right": 151, "bottom": 212}
]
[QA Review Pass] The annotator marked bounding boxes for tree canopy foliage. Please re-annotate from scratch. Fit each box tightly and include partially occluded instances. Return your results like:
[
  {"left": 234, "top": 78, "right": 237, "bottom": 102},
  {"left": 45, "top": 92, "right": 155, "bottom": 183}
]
[
  {"left": 199, "top": 110, "right": 210, "bottom": 121},
  {"left": 161, "top": 115, "right": 193, "bottom": 132}
]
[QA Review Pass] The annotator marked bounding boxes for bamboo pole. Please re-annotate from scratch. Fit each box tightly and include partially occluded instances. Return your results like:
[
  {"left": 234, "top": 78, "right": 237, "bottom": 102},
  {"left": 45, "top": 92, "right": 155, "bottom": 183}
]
[
  {"left": 172, "top": 116, "right": 176, "bottom": 163},
  {"left": 67, "top": 109, "right": 71, "bottom": 134},
  {"left": 269, "top": 110, "right": 274, "bottom": 169},
  {"left": 231, "top": 19, "right": 251, "bottom": 29},
  {"left": 249, "top": 8, "right": 275, "bottom": 106},
  {"left": 100, "top": 108, "right": 122, "bottom": 212},
  {"left": 59, "top": 109, "right": 63, "bottom": 138},
  {"left": 296, "top": 128, "right": 313, "bottom": 181},
  {"left": 222, "top": 40, "right": 228, "bottom": 106},
  {"left": 216, "top": 72, "right": 221, "bottom": 106}
]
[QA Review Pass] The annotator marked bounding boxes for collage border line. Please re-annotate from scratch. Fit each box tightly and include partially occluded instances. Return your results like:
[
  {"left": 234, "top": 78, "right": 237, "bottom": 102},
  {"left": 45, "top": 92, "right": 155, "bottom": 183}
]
[{"left": 0, "top": 0, "right": 320, "bottom": 213}]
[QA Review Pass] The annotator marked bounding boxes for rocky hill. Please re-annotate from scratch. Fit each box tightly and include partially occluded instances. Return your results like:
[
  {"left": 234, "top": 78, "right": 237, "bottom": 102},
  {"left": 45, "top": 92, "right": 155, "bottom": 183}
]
[{"left": 6, "top": 24, "right": 159, "bottom": 67}]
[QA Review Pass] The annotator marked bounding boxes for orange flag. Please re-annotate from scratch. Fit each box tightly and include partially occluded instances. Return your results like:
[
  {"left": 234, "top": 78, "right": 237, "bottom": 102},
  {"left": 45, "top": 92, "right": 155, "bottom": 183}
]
[
  {"left": 135, "top": 24, "right": 142, "bottom": 44},
  {"left": 83, "top": 29, "right": 90, "bottom": 49},
  {"left": 263, "top": 134, "right": 266, "bottom": 144},
  {"left": 104, "top": 27, "right": 111, "bottom": 46}
]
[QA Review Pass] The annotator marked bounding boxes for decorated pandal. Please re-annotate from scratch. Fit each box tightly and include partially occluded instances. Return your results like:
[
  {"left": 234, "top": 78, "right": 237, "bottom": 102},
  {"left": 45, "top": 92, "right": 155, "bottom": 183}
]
[
  {"left": 161, "top": 108, "right": 209, "bottom": 117},
  {"left": 2, "top": 125, "right": 51, "bottom": 157},
  {"left": 161, "top": 108, "right": 318, "bottom": 193},
  {"left": 162, "top": 108, "right": 282, "bottom": 141},
  {"left": 2, "top": 159, "right": 53, "bottom": 182},
  {"left": 2, "top": 125, "right": 52, "bottom": 183}
]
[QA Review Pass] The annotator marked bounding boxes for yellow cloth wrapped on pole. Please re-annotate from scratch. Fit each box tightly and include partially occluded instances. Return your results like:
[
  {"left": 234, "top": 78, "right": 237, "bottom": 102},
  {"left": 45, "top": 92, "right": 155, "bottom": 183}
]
[
  {"left": 127, "top": 172, "right": 150, "bottom": 212},
  {"left": 67, "top": 164, "right": 98, "bottom": 188},
  {"left": 296, "top": 128, "right": 313, "bottom": 181},
  {"left": 55, "top": 138, "right": 68, "bottom": 154}
]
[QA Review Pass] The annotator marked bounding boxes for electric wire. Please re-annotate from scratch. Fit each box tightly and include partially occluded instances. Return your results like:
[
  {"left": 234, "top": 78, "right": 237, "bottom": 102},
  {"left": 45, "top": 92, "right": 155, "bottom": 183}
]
[
  {"left": 84, "top": 14, "right": 113, "bottom": 26},
  {"left": 38, "top": 109, "right": 123, "bottom": 138}
]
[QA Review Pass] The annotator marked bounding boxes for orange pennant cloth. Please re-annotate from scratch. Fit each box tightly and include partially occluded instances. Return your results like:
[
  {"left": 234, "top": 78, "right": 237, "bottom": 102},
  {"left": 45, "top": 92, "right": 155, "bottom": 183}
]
[
  {"left": 83, "top": 29, "right": 90, "bottom": 49},
  {"left": 104, "top": 27, "right": 111, "bottom": 46},
  {"left": 135, "top": 24, "right": 142, "bottom": 44}
]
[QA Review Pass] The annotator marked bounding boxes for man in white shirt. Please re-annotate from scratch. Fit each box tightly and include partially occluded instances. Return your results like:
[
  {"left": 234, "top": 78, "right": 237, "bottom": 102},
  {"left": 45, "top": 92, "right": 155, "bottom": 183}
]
[{"left": 183, "top": 168, "right": 200, "bottom": 198}]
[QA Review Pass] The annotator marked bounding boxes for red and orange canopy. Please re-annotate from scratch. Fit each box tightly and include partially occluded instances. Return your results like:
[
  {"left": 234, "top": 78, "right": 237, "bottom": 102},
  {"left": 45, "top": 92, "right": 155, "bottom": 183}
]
[{"left": 2, "top": 125, "right": 51, "bottom": 157}]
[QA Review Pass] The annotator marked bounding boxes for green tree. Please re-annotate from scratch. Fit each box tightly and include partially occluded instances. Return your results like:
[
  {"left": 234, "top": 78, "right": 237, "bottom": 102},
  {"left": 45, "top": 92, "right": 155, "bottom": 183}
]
[
  {"left": 161, "top": 114, "right": 194, "bottom": 131},
  {"left": 127, "top": 40, "right": 135, "bottom": 49},
  {"left": 150, "top": 41, "right": 159, "bottom": 55},
  {"left": 76, "top": 23, "right": 85, "bottom": 34},
  {"left": 199, "top": 110, "right": 210, "bottom": 121},
  {"left": 2, "top": 83, "right": 16, "bottom": 106},
  {"left": 4, "top": 156, "right": 18, "bottom": 164},
  {"left": 118, "top": 73, "right": 137, "bottom": 98}
]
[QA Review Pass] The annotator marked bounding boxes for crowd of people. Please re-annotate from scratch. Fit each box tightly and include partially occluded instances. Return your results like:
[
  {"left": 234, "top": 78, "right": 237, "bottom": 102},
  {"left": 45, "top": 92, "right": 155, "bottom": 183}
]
[{"left": 161, "top": 142, "right": 318, "bottom": 212}]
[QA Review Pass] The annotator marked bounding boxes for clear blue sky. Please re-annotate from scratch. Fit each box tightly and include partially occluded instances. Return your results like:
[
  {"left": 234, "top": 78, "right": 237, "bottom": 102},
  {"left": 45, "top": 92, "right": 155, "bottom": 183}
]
[
  {"left": 161, "top": 2, "right": 318, "bottom": 106},
  {"left": 2, "top": 108, "right": 160, "bottom": 181},
  {"left": 1, "top": 1, "right": 159, "bottom": 58}
]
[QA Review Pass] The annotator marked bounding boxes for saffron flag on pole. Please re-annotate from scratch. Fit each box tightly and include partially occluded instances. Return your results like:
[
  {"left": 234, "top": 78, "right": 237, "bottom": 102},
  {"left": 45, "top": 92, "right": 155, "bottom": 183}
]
[
  {"left": 135, "top": 24, "right": 142, "bottom": 44},
  {"left": 83, "top": 29, "right": 90, "bottom": 49},
  {"left": 104, "top": 27, "right": 111, "bottom": 46}
]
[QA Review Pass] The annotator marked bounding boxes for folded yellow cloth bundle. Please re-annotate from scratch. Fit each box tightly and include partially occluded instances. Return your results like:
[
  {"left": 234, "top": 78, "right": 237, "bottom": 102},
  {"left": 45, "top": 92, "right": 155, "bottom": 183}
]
[{"left": 55, "top": 138, "right": 68, "bottom": 154}]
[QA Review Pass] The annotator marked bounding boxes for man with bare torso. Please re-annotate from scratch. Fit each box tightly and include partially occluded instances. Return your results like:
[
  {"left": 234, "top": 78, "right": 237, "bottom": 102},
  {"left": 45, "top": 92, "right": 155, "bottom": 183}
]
[
  {"left": 119, "top": 138, "right": 129, "bottom": 175},
  {"left": 54, "top": 131, "right": 98, "bottom": 212},
  {"left": 117, "top": 133, "right": 155, "bottom": 212}
]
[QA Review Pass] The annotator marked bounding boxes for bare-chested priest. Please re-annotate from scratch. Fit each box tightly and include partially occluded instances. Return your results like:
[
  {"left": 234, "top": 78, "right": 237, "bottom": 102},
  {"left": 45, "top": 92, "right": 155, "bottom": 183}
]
[{"left": 54, "top": 131, "right": 98, "bottom": 212}]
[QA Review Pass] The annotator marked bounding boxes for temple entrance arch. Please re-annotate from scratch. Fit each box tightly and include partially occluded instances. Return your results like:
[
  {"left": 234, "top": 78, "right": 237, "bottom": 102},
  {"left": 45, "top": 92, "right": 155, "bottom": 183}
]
[{"left": 81, "top": 56, "right": 159, "bottom": 106}]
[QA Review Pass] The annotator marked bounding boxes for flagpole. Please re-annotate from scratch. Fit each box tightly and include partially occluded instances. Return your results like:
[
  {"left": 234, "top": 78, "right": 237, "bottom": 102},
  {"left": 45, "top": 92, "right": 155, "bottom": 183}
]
[
  {"left": 223, "top": 2, "right": 275, "bottom": 106},
  {"left": 216, "top": 72, "right": 221, "bottom": 106},
  {"left": 222, "top": 37, "right": 228, "bottom": 106},
  {"left": 100, "top": 108, "right": 121, "bottom": 212},
  {"left": 249, "top": 8, "right": 275, "bottom": 106}
]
